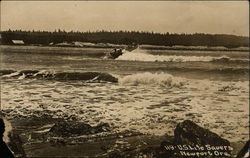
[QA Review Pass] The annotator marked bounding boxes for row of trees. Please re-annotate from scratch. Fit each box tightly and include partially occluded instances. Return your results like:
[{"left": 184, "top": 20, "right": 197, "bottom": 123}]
[{"left": 0, "top": 29, "right": 249, "bottom": 48}]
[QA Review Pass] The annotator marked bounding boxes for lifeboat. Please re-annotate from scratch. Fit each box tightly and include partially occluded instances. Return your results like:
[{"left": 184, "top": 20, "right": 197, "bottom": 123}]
[{"left": 105, "top": 44, "right": 138, "bottom": 59}]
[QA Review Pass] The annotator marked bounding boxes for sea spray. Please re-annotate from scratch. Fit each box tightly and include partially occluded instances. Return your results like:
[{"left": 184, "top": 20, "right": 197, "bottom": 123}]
[
  {"left": 116, "top": 49, "right": 242, "bottom": 62},
  {"left": 119, "top": 72, "right": 185, "bottom": 87},
  {"left": 116, "top": 48, "right": 213, "bottom": 62}
]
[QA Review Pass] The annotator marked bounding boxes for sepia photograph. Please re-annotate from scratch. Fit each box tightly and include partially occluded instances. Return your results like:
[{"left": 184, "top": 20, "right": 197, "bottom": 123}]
[{"left": 0, "top": 0, "right": 249, "bottom": 157}]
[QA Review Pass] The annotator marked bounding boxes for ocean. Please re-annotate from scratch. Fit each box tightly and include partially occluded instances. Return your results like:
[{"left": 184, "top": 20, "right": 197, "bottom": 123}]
[{"left": 0, "top": 45, "right": 249, "bottom": 156}]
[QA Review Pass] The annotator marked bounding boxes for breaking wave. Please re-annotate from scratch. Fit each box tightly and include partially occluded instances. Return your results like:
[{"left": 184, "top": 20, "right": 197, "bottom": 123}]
[
  {"left": 0, "top": 70, "right": 118, "bottom": 83},
  {"left": 1, "top": 70, "right": 187, "bottom": 87},
  {"left": 119, "top": 72, "right": 185, "bottom": 87},
  {"left": 116, "top": 49, "right": 247, "bottom": 63}
]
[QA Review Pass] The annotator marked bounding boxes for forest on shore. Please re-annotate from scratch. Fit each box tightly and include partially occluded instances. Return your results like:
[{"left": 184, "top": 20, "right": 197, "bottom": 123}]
[{"left": 0, "top": 30, "right": 249, "bottom": 48}]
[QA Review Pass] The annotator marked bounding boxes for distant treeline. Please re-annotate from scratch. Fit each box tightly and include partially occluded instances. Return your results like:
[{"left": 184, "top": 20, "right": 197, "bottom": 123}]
[{"left": 0, "top": 30, "right": 249, "bottom": 48}]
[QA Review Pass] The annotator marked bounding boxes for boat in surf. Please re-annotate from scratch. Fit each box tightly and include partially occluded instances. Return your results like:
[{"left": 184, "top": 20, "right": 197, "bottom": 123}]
[{"left": 105, "top": 43, "right": 138, "bottom": 59}]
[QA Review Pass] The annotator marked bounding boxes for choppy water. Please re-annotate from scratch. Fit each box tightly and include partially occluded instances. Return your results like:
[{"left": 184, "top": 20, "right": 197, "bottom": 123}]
[{"left": 0, "top": 45, "right": 249, "bottom": 144}]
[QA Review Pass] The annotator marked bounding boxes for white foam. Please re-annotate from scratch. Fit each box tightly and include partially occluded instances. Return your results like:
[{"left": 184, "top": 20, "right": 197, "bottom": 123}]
[
  {"left": 18, "top": 73, "right": 26, "bottom": 80},
  {"left": 1, "top": 71, "right": 20, "bottom": 78},
  {"left": 116, "top": 48, "right": 214, "bottom": 62},
  {"left": 33, "top": 70, "right": 56, "bottom": 76},
  {"left": 1, "top": 72, "right": 249, "bottom": 142},
  {"left": 119, "top": 72, "right": 185, "bottom": 87},
  {"left": 116, "top": 48, "right": 245, "bottom": 62}
]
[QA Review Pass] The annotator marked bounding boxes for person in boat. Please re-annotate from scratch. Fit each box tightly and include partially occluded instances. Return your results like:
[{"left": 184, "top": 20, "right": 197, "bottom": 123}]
[
  {"left": 109, "top": 48, "right": 123, "bottom": 59},
  {"left": 106, "top": 43, "right": 137, "bottom": 59}
]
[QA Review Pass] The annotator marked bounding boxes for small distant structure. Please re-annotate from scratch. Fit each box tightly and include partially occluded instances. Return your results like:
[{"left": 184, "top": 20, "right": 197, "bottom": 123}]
[{"left": 12, "top": 40, "right": 24, "bottom": 45}]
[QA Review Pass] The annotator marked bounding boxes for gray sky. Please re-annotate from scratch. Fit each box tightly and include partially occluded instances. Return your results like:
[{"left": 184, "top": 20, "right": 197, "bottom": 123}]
[{"left": 1, "top": 1, "right": 249, "bottom": 36}]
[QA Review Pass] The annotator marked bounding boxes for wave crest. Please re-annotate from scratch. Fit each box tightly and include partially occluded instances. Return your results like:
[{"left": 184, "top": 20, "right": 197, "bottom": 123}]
[
  {"left": 116, "top": 49, "right": 213, "bottom": 62},
  {"left": 116, "top": 49, "right": 246, "bottom": 63},
  {"left": 119, "top": 72, "right": 185, "bottom": 87},
  {"left": 1, "top": 70, "right": 118, "bottom": 82}
]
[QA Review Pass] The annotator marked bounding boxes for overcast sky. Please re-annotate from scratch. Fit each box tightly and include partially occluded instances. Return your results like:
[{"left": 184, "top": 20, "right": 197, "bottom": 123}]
[{"left": 1, "top": 1, "right": 249, "bottom": 36}]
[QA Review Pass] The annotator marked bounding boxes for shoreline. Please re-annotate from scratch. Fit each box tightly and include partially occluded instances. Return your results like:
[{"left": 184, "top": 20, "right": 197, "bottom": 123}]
[{"left": 4, "top": 115, "right": 247, "bottom": 158}]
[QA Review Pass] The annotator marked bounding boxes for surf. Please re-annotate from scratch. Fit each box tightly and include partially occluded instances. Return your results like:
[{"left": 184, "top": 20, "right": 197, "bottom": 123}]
[
  {"left": 116, "top": 49, "right": 248, "bottom": 63},
  {"left": 0, "top": 70, "right": 118, "bottom": 83},
  {"left": 119, "top": 72, "right": 185, "bottom": 87}
]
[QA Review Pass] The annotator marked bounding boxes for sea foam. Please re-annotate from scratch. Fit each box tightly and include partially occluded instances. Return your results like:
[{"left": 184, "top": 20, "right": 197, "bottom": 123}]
[
  {"left": 119, "top": 72, "right": 185, "bottom": 87},
  {"left": 116, "top": 48, "right": 241, "bottom": 62}
]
